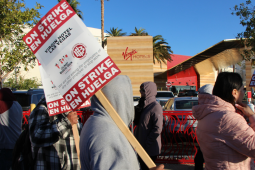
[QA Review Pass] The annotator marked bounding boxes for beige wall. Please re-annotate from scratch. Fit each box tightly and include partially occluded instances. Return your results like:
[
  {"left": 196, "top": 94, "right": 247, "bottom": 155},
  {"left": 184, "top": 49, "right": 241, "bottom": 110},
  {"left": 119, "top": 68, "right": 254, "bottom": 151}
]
[
  {"left": 246, "top": 60, "right": 252, "bottom": 91},
  {"left": 107, "top": 36, "right": 154, "bottom": 96},
  {"left": 153, "top": 61, "right": 167, "bottom": 76},
  {"left": 195, "top": 48, "right": 244, "bottom": 88}
]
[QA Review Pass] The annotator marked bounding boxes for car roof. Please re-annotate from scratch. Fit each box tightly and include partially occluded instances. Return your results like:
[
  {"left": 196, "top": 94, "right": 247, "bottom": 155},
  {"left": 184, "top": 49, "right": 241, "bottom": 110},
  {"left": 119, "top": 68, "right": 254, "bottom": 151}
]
[
  {"left": 157, "top": 91, "right": 173, "bottom": 93},
  {"left": 12, "top": 89, "right": 44, "bottom": 95},
  {"left": 173, "top": 96, "right": 198, "bottom": 100},
  {"left": 156, "top": 98, "right": 169, "bottom": 101}
]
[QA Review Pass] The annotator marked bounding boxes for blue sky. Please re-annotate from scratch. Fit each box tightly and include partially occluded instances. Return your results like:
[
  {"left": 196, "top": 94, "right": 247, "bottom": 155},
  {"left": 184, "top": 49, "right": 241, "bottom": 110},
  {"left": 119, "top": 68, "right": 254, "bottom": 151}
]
[{"left": 25, "top": 0, "right": 246, "bottom": 56}]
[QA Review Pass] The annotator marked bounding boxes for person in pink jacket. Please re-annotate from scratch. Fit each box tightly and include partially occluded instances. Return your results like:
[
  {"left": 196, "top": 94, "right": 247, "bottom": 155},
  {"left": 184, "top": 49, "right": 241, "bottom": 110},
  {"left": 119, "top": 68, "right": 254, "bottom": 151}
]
[{"left": 193, "top": 72, "right": 255, "bottom": 170}]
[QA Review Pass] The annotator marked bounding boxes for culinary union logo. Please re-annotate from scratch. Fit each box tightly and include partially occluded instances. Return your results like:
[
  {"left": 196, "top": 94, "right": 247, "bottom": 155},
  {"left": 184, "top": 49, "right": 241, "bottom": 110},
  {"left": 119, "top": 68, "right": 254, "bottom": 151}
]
[{"left": 72, "top": 43, "right": 87, "bottom": 59}]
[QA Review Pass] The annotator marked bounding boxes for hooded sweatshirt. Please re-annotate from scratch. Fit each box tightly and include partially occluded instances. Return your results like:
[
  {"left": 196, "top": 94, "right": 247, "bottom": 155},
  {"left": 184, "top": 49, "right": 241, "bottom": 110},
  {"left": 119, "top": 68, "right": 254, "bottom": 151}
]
[
  {"left": 80, "top": 75, "right": 139, "bottom": 170},
  {"left": 135, "top": 82, "right": 163, "bottom": 156},
  {"left": 0, "top": 88, "right": 23, "bottom": 149},
  {"left": 193, "top": 94, "right": 255, "bottom": 170}
]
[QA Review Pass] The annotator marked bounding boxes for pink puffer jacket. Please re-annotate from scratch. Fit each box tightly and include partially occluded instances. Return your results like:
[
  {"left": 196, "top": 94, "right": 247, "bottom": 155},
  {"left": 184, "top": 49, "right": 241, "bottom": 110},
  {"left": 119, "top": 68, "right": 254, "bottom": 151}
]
[{"left": 192, "top": 94, "right": 255, "bottom": 170}]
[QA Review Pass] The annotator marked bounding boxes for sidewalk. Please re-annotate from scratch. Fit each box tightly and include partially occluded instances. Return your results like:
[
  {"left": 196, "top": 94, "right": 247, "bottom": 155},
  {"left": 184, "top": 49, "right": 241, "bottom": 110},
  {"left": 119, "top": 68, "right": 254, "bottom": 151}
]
[{"left": 157, "top": 163, "right": 195, "bottom": 170}]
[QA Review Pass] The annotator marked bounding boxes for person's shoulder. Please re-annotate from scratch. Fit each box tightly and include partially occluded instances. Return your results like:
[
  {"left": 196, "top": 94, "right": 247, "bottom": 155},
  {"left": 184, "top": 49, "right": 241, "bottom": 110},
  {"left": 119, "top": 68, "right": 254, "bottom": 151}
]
[
  {"left": 152, "top": 101, "right": 163, "bottom": 110},
  {"left": 83, "top": 116, "right": 119, "bottom": 138},
  {"left": 219, "top": 109, "right": 247, "bottom": 130},
  {"left": 30, "top": 104, "right": 48, "bottom": 118},
  {"left": 83, "top": 119, "right": 124, "bottom": 150},
  {"left": 11, "top": 101, "right": 22, "bottom": 111}
]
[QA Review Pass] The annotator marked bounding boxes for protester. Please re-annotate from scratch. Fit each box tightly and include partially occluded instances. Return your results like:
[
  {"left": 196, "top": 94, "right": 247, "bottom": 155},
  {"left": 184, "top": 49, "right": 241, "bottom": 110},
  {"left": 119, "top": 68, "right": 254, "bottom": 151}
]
[
  {"left": 135, "top": 82, "right": 163, "bottom": 170},
  {"left": 134, "top": 86, "right": 145, "bottom": 125},
  {"left": 193, "top": 72, "right": 255, "bottom": 169},
  {"left": 193, "top": 84, "right": 213, "bottom": 170},
  {"left": 80, "top": 76, "right": 164, "bottom": 170},
  {"left": 29, "top": 96, "right": 80, "bottom": 170},
  {"left": 0, "top": 88, "right": 23, "bottom": 170}
]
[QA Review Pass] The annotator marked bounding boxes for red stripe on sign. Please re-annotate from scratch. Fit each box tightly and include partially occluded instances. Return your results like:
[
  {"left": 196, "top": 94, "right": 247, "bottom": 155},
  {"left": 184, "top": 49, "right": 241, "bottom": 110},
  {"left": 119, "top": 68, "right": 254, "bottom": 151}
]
[
  {"left": 23, "top": 0, "right": 76, "bottom": 54},
  {"left": 63, "top": 56, "right": 121, "bottom": 111},
  {"left": 37, "top": 59, "right": 41, "bottom": 66},
  {"left": 47, "top": 97, "right": 91, "bottom": 116},
  {"left": 47, "top": 98, "right": 72, "bottom": 116}
]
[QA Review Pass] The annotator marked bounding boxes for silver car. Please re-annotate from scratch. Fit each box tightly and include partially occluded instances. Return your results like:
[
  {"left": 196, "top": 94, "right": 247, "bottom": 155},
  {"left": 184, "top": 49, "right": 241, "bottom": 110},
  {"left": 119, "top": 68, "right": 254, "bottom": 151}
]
[
  {"left": 163, "top": 97, "right": 198, "bottom": 133},
  {"left": 156, "top": 91, "right": 174, "bottom": 108},
  {"left": 156, "top": 91, "right": 174, "bottom": 101}
]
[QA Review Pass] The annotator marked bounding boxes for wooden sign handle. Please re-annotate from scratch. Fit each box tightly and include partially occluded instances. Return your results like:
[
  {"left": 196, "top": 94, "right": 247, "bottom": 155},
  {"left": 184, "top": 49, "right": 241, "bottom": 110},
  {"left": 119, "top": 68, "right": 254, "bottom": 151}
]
[
  {"left": 72, "top": 124, "right": 81, "bottom": 167},
  {"left": 95, "top": 89, "right": 156, "bottom": 169}
]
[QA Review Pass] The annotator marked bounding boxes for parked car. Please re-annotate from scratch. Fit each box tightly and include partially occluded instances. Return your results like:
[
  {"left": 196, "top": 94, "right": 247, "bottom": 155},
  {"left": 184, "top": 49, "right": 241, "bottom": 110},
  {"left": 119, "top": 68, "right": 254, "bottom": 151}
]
[
  {"left": 156, "top": 91, "right": 174, "bottom": 108},
  {"left": 177, "top": 90, "right": 198, "bottom": 97},
  {"left": 133, "top": 96, "right": 140, "bottom": 106},
  {"left": 163, "top": 97, "right": 198, "bottom": 133},
  {"left": 156, "top": 98, "right": 169, "bottom": 108},
  {"left": 156, "top": 91, "right": 174, "bottom": 100},
  {"left": 12, "top": 89, "right": 45, "bottom": 111}
]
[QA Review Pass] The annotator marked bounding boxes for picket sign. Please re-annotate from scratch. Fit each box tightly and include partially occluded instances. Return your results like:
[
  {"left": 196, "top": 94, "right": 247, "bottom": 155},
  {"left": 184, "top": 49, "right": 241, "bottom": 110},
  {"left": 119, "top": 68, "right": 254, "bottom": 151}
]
[
  {"left": 23, "top": 0, "right": 155, "bottom": 168},
  {"left": 72, "top": 124, "right": 80, "bottom": 165},
  {"left": 37, "top": 60, "right": 90, "bottom": 116},
  {"left": 250, "top": 70, "right": 255, "bottom": 87}
]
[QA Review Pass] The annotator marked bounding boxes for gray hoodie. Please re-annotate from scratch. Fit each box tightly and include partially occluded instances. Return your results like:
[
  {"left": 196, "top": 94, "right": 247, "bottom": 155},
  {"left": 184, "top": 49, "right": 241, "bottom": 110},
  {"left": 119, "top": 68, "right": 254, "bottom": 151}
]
[
  {"left": 135, "top": 82, "right": 163, "bottom": 156},
  {"left": 80, "top": 75, "right": 139, "bottom": 170}
]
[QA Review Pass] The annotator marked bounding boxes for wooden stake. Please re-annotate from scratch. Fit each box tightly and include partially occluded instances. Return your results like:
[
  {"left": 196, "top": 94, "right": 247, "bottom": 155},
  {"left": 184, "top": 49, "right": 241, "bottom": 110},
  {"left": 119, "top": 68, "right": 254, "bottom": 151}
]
[
  {"left": 95, "top": 89, "right": 156, "bottom": 169},
  {"left": 72, "top": 124, "right": 81, "bottom": 167}
]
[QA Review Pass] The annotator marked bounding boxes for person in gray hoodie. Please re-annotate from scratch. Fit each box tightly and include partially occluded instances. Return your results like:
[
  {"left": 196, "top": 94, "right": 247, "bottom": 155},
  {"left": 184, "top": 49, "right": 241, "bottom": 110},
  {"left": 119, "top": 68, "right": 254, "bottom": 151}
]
[
  {"left": 79, "top": 76, "right": 165, "bottom": 170},
  {"left": 135, "top": 82, "right": 163, "bottom": 170}
]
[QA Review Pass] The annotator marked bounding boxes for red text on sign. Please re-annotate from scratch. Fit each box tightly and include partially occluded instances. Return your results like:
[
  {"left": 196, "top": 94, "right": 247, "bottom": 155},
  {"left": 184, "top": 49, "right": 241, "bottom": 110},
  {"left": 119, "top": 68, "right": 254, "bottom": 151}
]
[
  {"left": 23, "top": 0, "right": 75, "bottom": 54},
  {"left": 63, "top": 56, "right": 120, "bottom": 110}
]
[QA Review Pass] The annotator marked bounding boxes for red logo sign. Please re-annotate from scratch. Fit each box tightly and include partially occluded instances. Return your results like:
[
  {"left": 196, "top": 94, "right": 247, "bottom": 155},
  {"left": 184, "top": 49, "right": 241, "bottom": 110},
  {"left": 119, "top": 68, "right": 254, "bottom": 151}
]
[
  {"left": 166, "top": 82, "right": 172, "bottom": 87},
  {"left": 55, "top": 54, "right": 69, "bottom": 69},
  {"left": 122, "top": 47, "right": 137, "bottom": 61},
  {"left": 72, "top": 43, "right": 87, "bottom": 59}
]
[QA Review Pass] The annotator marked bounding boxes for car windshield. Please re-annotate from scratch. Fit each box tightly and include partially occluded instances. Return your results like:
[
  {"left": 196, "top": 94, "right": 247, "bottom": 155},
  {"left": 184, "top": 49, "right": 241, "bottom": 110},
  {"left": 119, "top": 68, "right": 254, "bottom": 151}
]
[
  {"left": 159, "top": 100, "right": 168, "bottom": 107},
  {"left": 175, "top": 100, "right": 198, "bottom": 109},
  {"left": 13, "top": 94, "right": 31, "bottom": 107},
  {"left": 156, "top": 92, "right": 174, "bottom": 98}
]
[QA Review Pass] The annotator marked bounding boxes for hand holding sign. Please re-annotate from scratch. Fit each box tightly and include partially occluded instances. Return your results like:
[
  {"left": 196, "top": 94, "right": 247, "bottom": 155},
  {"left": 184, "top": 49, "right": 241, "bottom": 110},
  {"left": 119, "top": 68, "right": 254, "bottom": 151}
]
[{"left": 67, "top": 111, "right": 78, "bottom": 125}]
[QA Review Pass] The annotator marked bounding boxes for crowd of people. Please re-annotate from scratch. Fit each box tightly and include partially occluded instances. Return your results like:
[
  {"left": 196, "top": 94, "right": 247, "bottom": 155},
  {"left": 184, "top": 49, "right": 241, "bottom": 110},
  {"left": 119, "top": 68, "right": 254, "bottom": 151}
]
[
  {"left": 1, "top": 72, "right": 255, "bottom": 170},
  {"left": 0, "top": 76, "right": 164, "bottom": 170}
]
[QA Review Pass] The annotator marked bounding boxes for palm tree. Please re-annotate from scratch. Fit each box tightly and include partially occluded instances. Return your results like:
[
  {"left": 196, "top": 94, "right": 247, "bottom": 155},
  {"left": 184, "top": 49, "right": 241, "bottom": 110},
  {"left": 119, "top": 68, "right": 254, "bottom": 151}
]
[
  {"left": 153, "top": 35, "right": 173, "bottom": 66},
  {"left": 130, "top": 27, "right": 148, "bottom": 36},
  {"left": 103, "top": 27, "right": 126, "bottom": 46},
  {"left": 58, "top": 0, "right": 83, "bottom": 20},
  {"left": 106, "top": 27, "right": 126, "bottom": 36}
]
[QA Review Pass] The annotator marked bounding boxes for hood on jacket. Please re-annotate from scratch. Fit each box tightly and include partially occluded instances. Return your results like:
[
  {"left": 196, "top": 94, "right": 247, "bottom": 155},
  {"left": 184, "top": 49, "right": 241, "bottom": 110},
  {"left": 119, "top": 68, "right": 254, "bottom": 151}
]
[
  {"left": 198, "top": 84, "right": 213, "bottom": 94},
  {"left": 0, "top": 88, "right": 17, "bottom": 114},
  {"left": 141, "top": 81, "right": 157, "bottom": 108},
  {"left": 90, "top": 75, "right": 134, "bottom": 126},
  {"left": 192, "top": 94, "right": 235, "bottom": 120}
]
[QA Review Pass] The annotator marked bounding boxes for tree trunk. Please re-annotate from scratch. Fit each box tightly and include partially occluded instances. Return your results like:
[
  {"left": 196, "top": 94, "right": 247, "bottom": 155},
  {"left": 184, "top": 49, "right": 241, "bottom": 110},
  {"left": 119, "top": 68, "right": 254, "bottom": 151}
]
[{"left": 101, "top": 0, "right": 104, "bottom": 48}]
